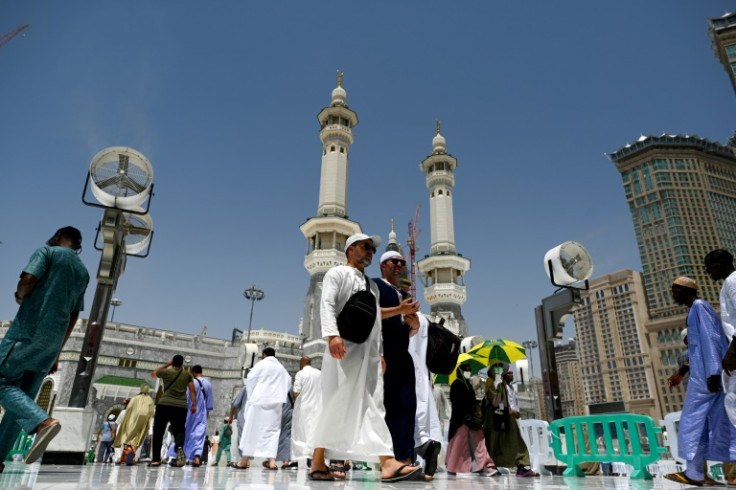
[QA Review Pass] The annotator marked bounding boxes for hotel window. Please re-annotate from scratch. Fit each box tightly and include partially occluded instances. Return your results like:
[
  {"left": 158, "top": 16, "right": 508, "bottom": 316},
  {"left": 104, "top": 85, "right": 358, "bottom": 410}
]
[{"left": 727, "top": 45, "right": 736, "bottom": 60}]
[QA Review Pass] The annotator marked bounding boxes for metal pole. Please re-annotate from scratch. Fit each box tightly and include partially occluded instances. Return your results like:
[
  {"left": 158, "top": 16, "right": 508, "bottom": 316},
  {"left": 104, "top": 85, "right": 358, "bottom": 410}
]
[
  {"left": 243, "top": 285, "right": 264, "bottom": 343},
  {"left": 247, "top": 295, "right": 256, "bottom": 343}
]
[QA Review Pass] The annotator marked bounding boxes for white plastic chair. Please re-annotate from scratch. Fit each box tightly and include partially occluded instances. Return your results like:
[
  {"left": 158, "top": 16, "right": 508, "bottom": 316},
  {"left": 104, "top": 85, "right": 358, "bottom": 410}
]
[
  {"left": 659, "top": 411, "right": 683, "bottom": 463},
  {"left": 518, "top": 419, "right": 554, "bottom": 475}
]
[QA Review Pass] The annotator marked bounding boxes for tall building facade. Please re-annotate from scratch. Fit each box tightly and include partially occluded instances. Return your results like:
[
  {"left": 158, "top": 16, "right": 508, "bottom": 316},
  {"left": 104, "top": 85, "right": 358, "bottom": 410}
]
[
  {"left": 571, "top": 270, "right": 660, "bottom": 419},
  {"left": 608, "top": 134, "right": 736, "bottom": 318},
  {"left": 417, "top": 124, "right": 471, "bottom": 336},
  {"left": 709, "top": 11, "right": 736, "bottom": 95},
  {"left": 299, "top": 74, "right": 362, "bottom": 353},
  {"left": 554, "top": 340, "right": 586, "bottom": 417}
]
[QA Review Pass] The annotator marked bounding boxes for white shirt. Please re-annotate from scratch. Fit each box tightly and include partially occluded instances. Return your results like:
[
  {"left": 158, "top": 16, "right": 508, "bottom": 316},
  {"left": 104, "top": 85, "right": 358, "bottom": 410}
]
[{"left": 720, "top": 271, "right": 736, "bottom": 343}]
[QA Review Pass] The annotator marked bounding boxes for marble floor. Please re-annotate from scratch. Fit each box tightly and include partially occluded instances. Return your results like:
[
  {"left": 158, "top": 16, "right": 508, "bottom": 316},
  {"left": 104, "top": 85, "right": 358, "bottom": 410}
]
[{"left": 0, "top": 463, "right": 715, "bottom": 490}]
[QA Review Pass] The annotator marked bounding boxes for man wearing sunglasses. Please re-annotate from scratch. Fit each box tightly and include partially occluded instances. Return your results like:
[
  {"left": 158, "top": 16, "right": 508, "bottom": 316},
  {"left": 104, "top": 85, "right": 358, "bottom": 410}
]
[
  {"left": 309, "top": 234, "right": 423, "bottom": 482},
  {"left": 374, "top": 250, "right": 421, "bottom": 471}
]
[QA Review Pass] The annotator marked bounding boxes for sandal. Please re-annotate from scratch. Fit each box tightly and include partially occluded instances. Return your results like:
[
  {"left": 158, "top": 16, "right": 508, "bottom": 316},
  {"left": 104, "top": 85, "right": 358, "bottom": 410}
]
[
  {"left": 664, "top": 472, "right": 704, "bottom": 486},
  {"left": 382, "top": 464, "right": 424, "bottom": 482},
  {"left": 308, "top": 469, "right": 335, "bottom": 481},
  {"left": 231, "top": 463, "right": 250, "bottom": 470},
  {"left": 148, "top": 461, "right": 162, "bottom": 467},
  {"left": 329, "top": 463, "right": 346, "bottom": 479}
]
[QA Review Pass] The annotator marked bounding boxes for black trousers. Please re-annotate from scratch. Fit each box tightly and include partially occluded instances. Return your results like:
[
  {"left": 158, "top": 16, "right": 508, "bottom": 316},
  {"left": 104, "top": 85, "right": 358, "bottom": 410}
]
[
  {"left": 151, "top": 404, "right": 187, "bottom": 462},
  {"left": 384, "top": 382, "right": 417, "bottom": 461}
]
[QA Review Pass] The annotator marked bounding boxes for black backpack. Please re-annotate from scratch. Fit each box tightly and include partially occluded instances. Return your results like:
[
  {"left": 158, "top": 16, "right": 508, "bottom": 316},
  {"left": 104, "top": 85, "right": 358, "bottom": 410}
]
[{"left": 425, "top": 318, "right": 461, "bottom": 375}]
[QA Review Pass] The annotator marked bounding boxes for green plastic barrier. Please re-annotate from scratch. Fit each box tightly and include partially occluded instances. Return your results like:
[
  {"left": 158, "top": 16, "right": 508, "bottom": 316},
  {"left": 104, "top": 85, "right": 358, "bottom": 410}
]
[
  {"left": 5, "top": 430, "right": 33, "bottom": 462},
  {"left": 711, "top": 463, "right": 724, "bottom": 481},
  {"left": 549, "top": 414, "right": 667, "bottom": 480}
]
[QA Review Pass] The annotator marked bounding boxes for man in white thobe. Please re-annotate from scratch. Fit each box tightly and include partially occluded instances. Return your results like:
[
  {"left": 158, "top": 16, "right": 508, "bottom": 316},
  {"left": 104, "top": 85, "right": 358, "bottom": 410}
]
[
  {"left": 408, "top": 313, "right": 444, "bottom": 479},
  {"left": 234, "top": 348, "right": 291, "bottom": 470},
  {"left": 291, "top": 356, "right": 321, "bottom": 465},
  {"left": 308, "top": 233, "right": 423, "bottom": 482}
]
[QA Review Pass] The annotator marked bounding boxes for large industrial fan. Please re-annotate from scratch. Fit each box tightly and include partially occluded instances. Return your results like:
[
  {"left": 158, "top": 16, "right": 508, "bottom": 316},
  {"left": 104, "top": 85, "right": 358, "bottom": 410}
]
[{"left": 544, "top": 241, "right": 593, "bottom": 288}]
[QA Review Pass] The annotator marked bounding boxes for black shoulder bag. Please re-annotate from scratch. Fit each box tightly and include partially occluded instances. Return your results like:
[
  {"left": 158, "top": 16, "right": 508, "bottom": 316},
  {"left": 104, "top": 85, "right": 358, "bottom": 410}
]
[{"left": 336, "top": 275, "right": 377, "bottom": 344}]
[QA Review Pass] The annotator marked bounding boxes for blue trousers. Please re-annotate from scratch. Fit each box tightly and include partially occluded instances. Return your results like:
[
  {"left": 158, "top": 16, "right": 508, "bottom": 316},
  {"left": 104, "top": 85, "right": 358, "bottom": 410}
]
[{"left": 0, "top": 370, "right": 49, "bottom": 462}]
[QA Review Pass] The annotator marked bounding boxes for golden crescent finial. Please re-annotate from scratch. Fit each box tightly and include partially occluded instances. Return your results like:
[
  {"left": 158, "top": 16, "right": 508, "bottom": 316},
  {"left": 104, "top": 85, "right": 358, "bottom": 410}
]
[
  {"left": 337, "top": 70, "right": 343, "bottom": 87},
  {"left": 391, "top": 219, "right": 395, "bottom": 233},
  {"left": 435, "top": 119, "right": 441, "bottom": 135}
]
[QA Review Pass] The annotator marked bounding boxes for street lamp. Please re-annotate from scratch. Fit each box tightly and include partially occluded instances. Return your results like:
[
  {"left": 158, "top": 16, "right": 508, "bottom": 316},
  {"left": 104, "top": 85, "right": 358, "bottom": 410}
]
[
  {"left": 110, "top": 298, "right": 122, "bottom": 322},
  {"left": 243, "top": 285, "right": 265, "bottom": 343},
  {"left": 522, "top": 340, "right": 538, "bottom": 380}
]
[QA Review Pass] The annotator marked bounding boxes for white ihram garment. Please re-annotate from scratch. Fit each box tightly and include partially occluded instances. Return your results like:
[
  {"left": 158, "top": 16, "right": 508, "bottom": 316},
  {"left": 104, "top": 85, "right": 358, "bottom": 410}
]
[
  {"left": 290, "top": 365, "right": 322, "bottom": 460},
  {"left": 239, "top": 356, "right": 291, "bottom": 458},
  {"left": 311, "top": 265, "right": 393, "bottom": 462},
  {"left": 720, "top": 271, "right": 736, "bottom": 426},
  {"left": 408, "top": 313, "right": 443, "bottom": 446}
]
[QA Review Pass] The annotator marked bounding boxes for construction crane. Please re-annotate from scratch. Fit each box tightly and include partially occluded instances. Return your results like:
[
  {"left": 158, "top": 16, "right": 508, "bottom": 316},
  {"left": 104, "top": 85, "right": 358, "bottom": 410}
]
[
  {"left": 0, "top": 24, "right": 29, "bottom": 49},
  {"left": 407, "top": 204, "right": 421, "bottom": 300}
]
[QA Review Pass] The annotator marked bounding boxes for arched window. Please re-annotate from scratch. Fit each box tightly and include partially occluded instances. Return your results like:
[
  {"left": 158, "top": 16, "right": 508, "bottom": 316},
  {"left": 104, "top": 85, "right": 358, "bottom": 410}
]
[
  {"left": 330, "top": 145, "right": 336, "bottom": 152},
  {"left": 340, "top": 147, "right": 345, "bottom": 154},
  {"left": 438, "top": 189, "right": 443, "bottom": 195}
]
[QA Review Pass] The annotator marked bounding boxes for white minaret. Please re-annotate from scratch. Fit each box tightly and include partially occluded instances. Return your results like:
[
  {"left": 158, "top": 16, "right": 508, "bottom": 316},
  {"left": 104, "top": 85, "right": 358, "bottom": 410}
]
[
  {"left": 299, "top": 72, "right": 362, "bottom": 349},
  {"left": 417, "top": 121, "right": 471, "bottom": 337}
]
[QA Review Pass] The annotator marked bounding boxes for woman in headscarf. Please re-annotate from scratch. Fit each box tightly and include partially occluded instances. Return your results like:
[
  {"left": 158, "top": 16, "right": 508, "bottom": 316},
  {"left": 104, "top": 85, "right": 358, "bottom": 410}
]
[
  {"left": 113, "top": 384, "right": 155, "bottom": 465},
  {"left": 445, "top": 364, "right": 498, "bottom": 476},
  {"left": 484, "top": 362, "right": 538, "bottom": 477}
]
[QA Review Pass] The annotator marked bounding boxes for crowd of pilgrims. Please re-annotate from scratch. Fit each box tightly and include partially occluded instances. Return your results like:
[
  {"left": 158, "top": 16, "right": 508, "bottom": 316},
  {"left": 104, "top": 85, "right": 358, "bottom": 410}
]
[{"left": 90, "top": 233, "right": 541, "bottom": 481}]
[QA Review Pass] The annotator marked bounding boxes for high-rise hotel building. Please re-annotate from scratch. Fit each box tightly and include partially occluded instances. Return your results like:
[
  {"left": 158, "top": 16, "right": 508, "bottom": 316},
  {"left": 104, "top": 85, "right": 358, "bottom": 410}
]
[
  {"left": 709, "top": 11, "right": 736, "bottom": 95},
  {"left": 608, "top": 133, "right": 736, "bottom": 415},
  {"left": 571, "top": 270, "right": 660, "bottom": 419}
]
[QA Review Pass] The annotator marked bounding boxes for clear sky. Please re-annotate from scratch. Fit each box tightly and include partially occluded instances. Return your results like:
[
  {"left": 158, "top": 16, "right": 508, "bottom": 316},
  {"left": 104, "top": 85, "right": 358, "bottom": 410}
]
[{"left": 1, "top": 2, "right": 734, "bottom": 369}]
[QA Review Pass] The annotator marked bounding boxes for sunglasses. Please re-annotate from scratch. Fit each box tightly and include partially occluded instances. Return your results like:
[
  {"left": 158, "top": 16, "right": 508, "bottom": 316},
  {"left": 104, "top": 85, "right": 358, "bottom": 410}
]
[
  {"left": 385, "top": 258, "right": 406, "bottom": 266},
  {"left": 356, "top": 242, "right": 377, "bottom": 253}
]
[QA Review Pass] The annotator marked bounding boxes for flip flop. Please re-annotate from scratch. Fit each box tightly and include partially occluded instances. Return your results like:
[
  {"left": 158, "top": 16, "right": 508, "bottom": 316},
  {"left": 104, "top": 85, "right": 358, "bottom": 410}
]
[
  {"left": 664, "top": 472, "right": 704, "bottom": 486},
  {"left": 308, "top": 469, "right": 335, "bottom": 481},
  {"left": 25, "top": 421, "right": 62, "bottom": 464},
  {"left": 231, "top": 463, "right": 250, "bottom": 470},
  {"left": 265, "top": 465, "right": 278, "bottom": 471},
  {"left": 382, "top": 464, "right": 424, "bottom": 482}
]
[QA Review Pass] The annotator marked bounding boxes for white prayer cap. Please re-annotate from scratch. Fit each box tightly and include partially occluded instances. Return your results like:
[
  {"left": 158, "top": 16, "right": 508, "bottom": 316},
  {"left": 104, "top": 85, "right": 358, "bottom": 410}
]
[
  {"left": 345, "top": 233, "right": 381, "bottom": 252},
  {"left": 108, "top": 414, "right": 116, "bottom": 421},
  {"left": 673, "top": 276, "right": 697, "bottom": 290},
  {"left": 380, "top": 251, "right": 403, "bottom": 263},
  {"left": 680, "top": 329, "right": 687, "bottom": 342}
]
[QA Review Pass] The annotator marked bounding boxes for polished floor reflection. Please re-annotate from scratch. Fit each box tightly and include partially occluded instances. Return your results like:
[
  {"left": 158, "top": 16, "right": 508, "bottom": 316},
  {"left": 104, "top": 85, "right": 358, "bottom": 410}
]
[{"left": 0, "top": 463, "right": 714, "bottom": 489}]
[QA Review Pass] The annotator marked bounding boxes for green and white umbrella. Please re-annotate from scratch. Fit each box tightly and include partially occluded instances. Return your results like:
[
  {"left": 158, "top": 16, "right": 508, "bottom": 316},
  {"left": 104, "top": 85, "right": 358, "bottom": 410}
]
[
  {"left": 467, "top": 339, "right": 526, "bottom": 367},
  {"left": 433, "top": 352, "right": 487, "bottom": 385}
]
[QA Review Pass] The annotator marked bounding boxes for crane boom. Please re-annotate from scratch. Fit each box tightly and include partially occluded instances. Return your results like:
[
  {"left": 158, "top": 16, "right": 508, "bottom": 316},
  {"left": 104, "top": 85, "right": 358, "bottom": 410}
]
[
  {"left": 407, "top": 204, "right": 421, "bottom": 300},
  {"left": 0, "top": 24, "right": 29, "bottom": 49}
]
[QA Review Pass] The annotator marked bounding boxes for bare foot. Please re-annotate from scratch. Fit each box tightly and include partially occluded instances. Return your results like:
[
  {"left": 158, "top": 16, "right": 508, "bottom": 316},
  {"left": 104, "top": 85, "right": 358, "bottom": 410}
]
[{"left": 381, "top": 459, "right": 416, "bottom": 480}]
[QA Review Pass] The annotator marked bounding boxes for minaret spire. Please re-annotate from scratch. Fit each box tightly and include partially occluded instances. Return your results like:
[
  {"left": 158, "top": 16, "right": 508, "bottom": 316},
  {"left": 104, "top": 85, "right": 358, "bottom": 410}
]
[
  {"left": 417, "top": 124, "right": 471, "bottom": 337},
  {"left": 298, "top": 77, "right": 362, "bottom": 353}
]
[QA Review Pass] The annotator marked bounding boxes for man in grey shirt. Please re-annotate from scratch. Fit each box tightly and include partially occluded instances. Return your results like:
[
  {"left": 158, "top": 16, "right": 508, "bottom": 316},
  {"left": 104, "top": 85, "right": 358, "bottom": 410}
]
[{"left": 228, "top": 384, "right": 248, "bottom": 464}]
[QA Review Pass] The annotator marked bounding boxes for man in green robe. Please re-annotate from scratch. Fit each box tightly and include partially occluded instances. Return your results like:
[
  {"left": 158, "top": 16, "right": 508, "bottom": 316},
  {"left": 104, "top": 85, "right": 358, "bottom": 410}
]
[{"left": 0, "top": 227, "right": 89, "bottom": 470}]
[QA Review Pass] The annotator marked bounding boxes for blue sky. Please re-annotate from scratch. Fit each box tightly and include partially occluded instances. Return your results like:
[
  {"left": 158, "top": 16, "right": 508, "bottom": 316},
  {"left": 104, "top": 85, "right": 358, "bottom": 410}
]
[{"left": 1, "top": 2, "right": 734, "bottom": 369}]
